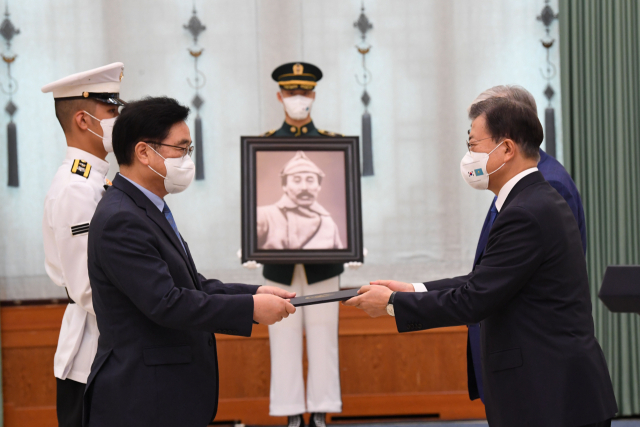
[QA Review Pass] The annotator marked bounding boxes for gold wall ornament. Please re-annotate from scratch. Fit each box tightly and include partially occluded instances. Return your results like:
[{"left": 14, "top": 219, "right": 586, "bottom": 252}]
[{"left": 188, "top": 48, "right": 204, "bottom": 58}]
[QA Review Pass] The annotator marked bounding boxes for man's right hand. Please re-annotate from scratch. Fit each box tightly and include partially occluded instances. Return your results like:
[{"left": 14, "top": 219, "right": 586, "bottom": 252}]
[
  {"left": 252, "top": 294, "right": 296, "bottom": 325},
  {"left": 369, "top": 280, "right": 415, "bottom": 293}
]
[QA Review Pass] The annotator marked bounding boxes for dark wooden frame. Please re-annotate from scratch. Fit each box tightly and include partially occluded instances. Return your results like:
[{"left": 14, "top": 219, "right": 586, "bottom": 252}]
[{"left": 241, "top": 136, "right": 363, "bottom": 264}]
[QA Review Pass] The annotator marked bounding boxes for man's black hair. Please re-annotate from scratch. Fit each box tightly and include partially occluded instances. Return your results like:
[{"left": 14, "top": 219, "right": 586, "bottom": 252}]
[
  {"left": 468, "top": 97, "right": 543, "bottom": 160},
  {"left": 113, "top": 97, "right": 190, "bottom": 166},
  {"left": 54, "top": 98, "right": 97, "bottom": 134}
]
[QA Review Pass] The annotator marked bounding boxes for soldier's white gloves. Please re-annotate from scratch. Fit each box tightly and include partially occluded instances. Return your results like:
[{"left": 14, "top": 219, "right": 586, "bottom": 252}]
[
  {"left": 237, "top": 249, "right": 263, "bottom": 269},
  {"left": 345, "top": 248, "right": 368, "bottom": 270}
]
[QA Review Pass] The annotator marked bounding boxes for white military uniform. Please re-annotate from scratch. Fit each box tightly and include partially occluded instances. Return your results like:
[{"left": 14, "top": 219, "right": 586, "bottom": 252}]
[
  {"left": 41, "top": 62, "right": 124, "bottom": 388},
  {"left": 267, "top": 268, "right": 341, "bottom": 416},
  {"left": 43, "top": 147, "right": 109, "bottom": 383}
]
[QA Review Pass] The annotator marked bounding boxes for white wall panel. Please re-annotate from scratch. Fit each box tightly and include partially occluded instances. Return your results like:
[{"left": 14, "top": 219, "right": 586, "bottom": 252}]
[{"left": 0, "top": 0, "right": 562, "bottom": 299}]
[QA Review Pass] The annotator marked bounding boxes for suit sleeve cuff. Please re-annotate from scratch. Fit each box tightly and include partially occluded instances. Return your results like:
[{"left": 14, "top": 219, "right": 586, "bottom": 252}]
[{"left": 412, "top": 283, "right": 428, "bottom": 292}]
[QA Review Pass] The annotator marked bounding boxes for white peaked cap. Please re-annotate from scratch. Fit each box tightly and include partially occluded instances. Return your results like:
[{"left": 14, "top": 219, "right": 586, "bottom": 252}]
[{"left": 41, "top": 62, "right": 125, "bottom": 105}]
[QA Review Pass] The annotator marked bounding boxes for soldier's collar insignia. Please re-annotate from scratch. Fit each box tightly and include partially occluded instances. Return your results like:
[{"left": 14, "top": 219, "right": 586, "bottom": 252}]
[{"left": 71, "top": 159, "right": 91, "bottom": 178}]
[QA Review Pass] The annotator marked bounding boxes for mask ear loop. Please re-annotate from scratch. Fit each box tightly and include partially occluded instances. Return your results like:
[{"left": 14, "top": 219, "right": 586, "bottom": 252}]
[
  {"left": 83, "top": 110, "right": 100, "bottom": 122},
  {"left": 82, "top": 110, "right": 105, "bottom": 140},
  {"left": 145, "top": 143, "right": 168, "bottom": 179},
  {"left": 486, "top": 140, "right": 507, "bottom": 176}
]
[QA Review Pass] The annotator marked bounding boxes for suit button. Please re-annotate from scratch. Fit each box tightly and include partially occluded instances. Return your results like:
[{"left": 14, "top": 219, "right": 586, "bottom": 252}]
[{"left": 208, "top": 337, "right": 214, "bottom": 346}]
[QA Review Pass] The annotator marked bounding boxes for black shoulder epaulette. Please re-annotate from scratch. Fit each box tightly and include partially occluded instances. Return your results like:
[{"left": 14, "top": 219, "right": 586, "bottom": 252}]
[
  {"left": 318, "top": 129, "right": 343, "bottom": 137},
  {"left": 262, "top": 129, "right": 276, "bottom": 137},
  {"left": 71, "top": 159, "right": 91, "bottom": 178}
]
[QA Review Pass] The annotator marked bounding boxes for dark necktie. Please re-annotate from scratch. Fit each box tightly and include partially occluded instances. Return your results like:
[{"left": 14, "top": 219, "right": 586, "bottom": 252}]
[
  {"left": 473, "top": 197, "right": 499, "bottom": 267},
  {"left": 162, "top": 202, "right": 186, "bottom": 253},
  {"left": 469, "top": 196, "right": 498, "bottom": 403}
]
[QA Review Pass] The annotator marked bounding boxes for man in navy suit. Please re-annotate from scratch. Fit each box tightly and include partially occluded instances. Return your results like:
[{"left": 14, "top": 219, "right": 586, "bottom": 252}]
[
  {"left": 465, "top": 85, "right": 587, "bottom": 402},
  {"left": 84, "top": 97, "right": 296, "bottom": 427},
  {"left": 346, "top": 97, "right": 617, "bottom": 426}
]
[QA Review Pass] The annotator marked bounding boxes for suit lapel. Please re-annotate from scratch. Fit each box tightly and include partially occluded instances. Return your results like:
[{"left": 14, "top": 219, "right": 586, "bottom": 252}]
[
  {"left": 112, "top": 174, "right": 200, "bottom": 288},
  {"left": 475, "top": 172, "right": 544, "bottom": 268},
  {"left": 501, "top": 171, "right": 546, "bottom": 211}
]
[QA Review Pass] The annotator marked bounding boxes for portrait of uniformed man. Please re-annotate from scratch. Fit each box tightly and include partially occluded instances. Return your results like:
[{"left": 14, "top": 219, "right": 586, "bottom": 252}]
[{"left": 257, "top": 151, "right": 344, "bottom": 250}]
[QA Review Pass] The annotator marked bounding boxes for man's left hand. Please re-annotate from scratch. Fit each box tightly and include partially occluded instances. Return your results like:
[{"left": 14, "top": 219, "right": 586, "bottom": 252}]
[
  {"left": 343, "top": 285, "right": 393, "bottom": 318},
  {"left": 257, "top": 286, "right": 296, "bottom": 300}
]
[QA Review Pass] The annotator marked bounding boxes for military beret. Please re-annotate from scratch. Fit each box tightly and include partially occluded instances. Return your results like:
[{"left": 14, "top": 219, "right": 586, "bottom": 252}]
[{"left": 272, "top": 62, "right": 322, "bottom": 91}]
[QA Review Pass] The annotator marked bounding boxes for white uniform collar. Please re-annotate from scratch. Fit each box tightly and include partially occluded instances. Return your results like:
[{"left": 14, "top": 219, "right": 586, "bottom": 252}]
[
  {"left": 65, "top": 147, "right": 110, "bottom": 177},
  {"left": 495, "top": 167, "right": 538, "bottom": 212}
]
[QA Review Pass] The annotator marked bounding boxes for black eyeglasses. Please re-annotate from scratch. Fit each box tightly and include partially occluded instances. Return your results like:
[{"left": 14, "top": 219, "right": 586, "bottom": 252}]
[
  {"left": 145, "top": 142, "right": 194, "bottom": 158},
  {"left": 465, "top": 136, "right": 493, "bottom": 151}
]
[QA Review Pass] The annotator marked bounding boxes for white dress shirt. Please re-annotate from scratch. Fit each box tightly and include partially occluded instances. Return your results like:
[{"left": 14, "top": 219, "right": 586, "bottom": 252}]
[
  {"left": 411, "top": 167, "right": 539, "bottom": 293},
  {"left": 494, "top": 167, "right": 538, "bottom": 212}
]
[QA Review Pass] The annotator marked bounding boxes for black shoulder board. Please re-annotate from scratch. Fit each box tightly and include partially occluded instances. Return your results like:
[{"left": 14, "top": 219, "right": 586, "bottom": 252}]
[
  {"left": 71, "top": 159, "right": 91, "bottom": 178},
  {"left": 318, "top": 129, "right": 343, "bottom": 137},
  {"left": 71, "top": 222, "right": 90, "bottom": 236},
  {"left": 261, "top": 129, "right": 276, "bottom": 137}
]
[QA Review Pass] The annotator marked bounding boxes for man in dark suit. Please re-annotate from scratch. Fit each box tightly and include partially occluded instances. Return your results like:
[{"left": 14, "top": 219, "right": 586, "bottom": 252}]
[
  {"left": 84, "top": 97, "right": 296, "bottom": 427},
  {"left": 346, "top": 97, "right": 617, "bottom": 426},
  {"left": 466, "top": 85, "right": 588, "bottom": 402}
]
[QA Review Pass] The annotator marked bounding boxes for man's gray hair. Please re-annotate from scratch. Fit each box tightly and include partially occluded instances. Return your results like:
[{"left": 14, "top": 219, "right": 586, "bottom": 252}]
[{"left": 468, "top": 85, "right": 537, "bottom": 112}]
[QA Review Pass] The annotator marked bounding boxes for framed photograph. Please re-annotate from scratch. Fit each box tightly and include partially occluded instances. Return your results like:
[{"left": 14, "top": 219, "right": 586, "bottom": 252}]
[{"left": 241, "top": 137, "right": 363, "bottom": 264}]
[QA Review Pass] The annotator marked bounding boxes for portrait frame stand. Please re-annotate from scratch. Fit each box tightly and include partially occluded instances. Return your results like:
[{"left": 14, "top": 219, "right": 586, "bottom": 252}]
[{"left": 241, "top": 136, "right": 364, "bottom": 264}]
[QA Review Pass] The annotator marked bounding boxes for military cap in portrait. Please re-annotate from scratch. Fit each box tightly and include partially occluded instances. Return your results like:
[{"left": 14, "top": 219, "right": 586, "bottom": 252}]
[{"left": 280, "top": 151, "right": 326, "bottom": 178}]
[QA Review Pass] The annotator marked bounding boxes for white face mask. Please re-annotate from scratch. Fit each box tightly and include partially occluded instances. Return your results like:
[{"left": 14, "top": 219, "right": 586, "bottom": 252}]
[
  {"left": 281, "top": 94, "right": 314, "bottom": 120},
  {"left": 84, "top": 111, "right": 116, "bottom": 153},
  {"left": 460, "top": 140, "right": 506, "bottom": 190},
  {"left": 147, "top": 145, "right": 196, "bottom": 194}
]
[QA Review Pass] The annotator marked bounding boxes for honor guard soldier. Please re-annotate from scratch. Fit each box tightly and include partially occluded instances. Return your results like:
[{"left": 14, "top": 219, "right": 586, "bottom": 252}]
[
  {"left": 258, "top": 62, "right": 347, "bottom": 427},
  {"left": 41, "top": 63, "right": 125, "bottom": 427}
]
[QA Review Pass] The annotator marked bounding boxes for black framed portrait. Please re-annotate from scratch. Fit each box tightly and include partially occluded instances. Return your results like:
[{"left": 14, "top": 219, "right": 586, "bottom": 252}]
[{"left": 241, "top": 137, "right": 363, "bottom": 264}]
